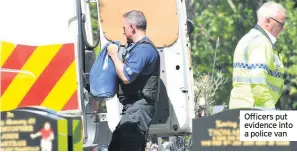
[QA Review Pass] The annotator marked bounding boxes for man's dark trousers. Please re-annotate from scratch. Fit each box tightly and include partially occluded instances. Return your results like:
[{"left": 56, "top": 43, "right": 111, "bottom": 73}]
[{"left": 108, "top": 98, "right": 155, "bottom": 151}]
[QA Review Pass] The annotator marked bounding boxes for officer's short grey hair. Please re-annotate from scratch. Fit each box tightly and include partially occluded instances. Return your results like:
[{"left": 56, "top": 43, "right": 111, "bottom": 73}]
[
  {"left": 123, "top": 10, "right": 147, "bottom": 31},
  {"left": 257, "top": 1, "right": 286, "bottom": 22}
]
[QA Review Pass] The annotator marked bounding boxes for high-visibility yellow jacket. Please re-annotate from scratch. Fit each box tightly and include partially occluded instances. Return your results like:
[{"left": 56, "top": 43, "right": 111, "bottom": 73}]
[{"left": 229, "top": 25, "right": 284, "bottom": 109}]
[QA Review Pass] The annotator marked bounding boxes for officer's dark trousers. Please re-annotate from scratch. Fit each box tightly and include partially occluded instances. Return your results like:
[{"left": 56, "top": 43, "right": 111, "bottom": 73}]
[{"left": 108, "top": 99, "right": 155, "bottom": 151}]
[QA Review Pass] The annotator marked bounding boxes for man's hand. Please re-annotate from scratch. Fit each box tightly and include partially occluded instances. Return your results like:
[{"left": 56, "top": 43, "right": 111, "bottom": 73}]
[
  {"left": 107, "top": 44, "right": 119, "bottom": 57},
  {"left": 30, "top": 133, "right": 36, "bottom": 139},
  {"left": 107, "top": 43, "right": 129, "bottom": 84}
]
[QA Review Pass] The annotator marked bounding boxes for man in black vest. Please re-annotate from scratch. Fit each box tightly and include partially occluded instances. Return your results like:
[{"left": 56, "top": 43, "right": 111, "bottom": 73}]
[{"left": 107, "top": 10, "right": 160, "bottom": 151}]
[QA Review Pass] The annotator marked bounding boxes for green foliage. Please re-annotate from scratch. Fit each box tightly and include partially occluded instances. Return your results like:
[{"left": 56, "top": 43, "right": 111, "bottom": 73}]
[
  {"left": 89, "top": 2, "right": 101, "bottom": 56},
  {"left": 90, "top": 2, "right": 98, "bottom": 37},
  {"left": 189, "top": 0, "right": 297, "bottom": 109}
]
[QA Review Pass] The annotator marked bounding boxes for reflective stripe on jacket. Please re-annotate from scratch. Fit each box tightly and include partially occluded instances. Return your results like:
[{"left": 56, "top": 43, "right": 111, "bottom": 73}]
[{"left": 229, "top": 25, "right": 284, "bottom": 109}]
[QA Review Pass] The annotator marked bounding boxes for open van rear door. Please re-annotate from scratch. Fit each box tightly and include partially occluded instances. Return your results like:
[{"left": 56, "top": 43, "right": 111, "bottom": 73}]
[{"left": 97, "top": 0, "right": 195, "bottom": 136}]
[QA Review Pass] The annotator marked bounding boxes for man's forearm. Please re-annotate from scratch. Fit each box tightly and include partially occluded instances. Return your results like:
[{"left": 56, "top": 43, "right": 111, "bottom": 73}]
[{"left": 110, "top": 55, "right": 129, "bottom": 84}]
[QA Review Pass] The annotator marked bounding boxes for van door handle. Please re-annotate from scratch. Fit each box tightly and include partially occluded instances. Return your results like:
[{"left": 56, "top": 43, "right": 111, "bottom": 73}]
[{"left": 180, "top": 87, "right": 188, "bottom": 93}]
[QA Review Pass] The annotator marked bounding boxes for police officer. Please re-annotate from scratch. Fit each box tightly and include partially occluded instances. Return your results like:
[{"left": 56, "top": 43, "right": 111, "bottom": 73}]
[
  {"left": 229, "top": 1, "right": 286, "bottom": 109},
  {"left": 107, "top": 10, "right": 160, "bottom": 150}
]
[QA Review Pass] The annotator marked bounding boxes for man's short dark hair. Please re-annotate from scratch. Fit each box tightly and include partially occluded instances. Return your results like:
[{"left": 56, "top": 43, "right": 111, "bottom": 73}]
[{"left": 123, "top": 10, "right": 147, "bottom": 31}]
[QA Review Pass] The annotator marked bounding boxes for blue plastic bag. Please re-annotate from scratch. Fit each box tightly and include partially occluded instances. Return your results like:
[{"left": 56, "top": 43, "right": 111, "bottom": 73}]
[{"left": 89, "top": 41, "right": 120, "bottom": 98}]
